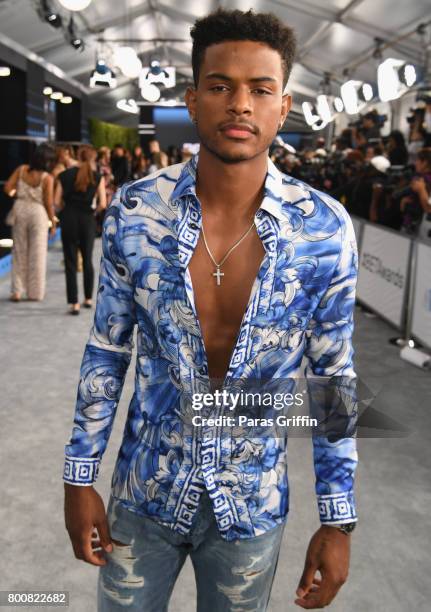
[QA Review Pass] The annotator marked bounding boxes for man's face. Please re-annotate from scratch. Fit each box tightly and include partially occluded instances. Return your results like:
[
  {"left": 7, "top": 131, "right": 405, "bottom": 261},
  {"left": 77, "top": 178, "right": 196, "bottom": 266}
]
[{"left": 185, "top": 40, "right": 291, "bottom": 164}]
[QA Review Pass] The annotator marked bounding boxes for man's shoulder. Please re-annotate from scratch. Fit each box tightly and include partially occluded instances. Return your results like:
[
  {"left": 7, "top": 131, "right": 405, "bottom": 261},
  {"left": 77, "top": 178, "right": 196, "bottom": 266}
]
[
  {"left": 108, "top": 162, "right": 187, "bottom": 221},
  {"left": 125, "top": 162, "right": 185, "bottom": 198},
  {"left": 277, "top": 170, "right": 352, "bottom": 233}
]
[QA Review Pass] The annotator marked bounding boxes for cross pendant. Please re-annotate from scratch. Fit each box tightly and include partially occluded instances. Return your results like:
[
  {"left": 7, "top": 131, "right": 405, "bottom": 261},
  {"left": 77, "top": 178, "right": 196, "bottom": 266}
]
[{"left": 213, "top": 267, "right": 224, "bottom": 285}]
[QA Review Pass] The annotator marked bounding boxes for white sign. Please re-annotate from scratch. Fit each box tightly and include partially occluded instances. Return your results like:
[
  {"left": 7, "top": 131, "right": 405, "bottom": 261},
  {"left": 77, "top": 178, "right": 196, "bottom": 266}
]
[
  {"left": 357, "top": 224, "right": 411, "bottom": 329},
  {"left": 350, "top": 216, "right": 363, "bottom": 253},
  {"left": 411, "top": 242, "right": 431, "bottom": 348}
]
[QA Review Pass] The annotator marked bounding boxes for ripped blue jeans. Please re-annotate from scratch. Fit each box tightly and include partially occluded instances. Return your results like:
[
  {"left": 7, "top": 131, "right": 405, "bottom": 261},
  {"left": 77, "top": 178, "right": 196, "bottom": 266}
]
[{"left": 97, "top": 491, "right": 285, "bottom": 611}]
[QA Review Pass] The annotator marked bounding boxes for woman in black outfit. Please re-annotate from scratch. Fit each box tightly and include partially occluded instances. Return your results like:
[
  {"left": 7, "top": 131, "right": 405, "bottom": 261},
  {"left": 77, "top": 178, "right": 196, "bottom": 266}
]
[{"left": 55, "top": 145, "right": 106, "bottom": 315}]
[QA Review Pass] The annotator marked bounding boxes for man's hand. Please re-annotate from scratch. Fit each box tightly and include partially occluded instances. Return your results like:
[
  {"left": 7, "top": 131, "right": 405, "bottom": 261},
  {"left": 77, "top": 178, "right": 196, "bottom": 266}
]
[
  {"left": 295, "top": 525, "right": 351, "bottom": 609},
  {"left": 64, "top": 484, "right": 112, "bottom": 566}
]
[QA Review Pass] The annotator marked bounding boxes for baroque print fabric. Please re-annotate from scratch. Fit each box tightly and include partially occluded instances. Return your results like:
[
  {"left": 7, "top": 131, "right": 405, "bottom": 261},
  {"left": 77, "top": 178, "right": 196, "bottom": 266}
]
[{"left": 64, "top": 155, "right": 359, "bottom": 541}]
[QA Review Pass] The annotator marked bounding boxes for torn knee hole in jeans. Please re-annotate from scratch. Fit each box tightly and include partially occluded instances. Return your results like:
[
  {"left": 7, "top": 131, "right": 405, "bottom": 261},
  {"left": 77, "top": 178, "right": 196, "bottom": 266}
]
[{"left": 110, "top": 538, "right": 136, "bottom": 561}]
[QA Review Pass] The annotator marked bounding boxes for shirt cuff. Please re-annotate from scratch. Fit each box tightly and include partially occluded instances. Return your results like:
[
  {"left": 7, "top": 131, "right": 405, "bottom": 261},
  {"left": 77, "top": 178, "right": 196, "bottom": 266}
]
[
  {"left": 317, "top": 491, "right": 357, "bottom": 524},
  {"left": 63, "top": 456, "right": 100, "bottom": 485}
]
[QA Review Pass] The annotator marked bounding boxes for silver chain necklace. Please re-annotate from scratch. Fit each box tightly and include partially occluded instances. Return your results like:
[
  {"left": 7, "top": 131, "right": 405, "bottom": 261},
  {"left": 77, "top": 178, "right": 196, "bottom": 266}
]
[{"left": 200, "top": 218, "right": 256, "bottom": 285}]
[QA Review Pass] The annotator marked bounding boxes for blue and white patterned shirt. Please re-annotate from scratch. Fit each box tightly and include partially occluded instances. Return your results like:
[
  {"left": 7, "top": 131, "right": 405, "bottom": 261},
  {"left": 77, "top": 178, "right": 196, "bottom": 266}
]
[{"left": 63, "top": 154, "right": 359, "bottom": 541}]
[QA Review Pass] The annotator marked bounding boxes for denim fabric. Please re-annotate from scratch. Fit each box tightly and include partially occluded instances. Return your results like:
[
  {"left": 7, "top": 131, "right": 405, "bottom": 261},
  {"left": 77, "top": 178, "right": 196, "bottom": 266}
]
[{"left": 98, "top": 491, "right": 285, "bottom": 611}]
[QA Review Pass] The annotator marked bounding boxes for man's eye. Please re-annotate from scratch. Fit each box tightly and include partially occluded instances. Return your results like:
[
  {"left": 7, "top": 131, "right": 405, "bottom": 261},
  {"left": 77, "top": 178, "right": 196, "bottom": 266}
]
[
  {"left": 253, "top": 89, "right": 271, "bottom": 95},
  {"left": 210, "top": 85, "right": 228, "bottom": 92}
]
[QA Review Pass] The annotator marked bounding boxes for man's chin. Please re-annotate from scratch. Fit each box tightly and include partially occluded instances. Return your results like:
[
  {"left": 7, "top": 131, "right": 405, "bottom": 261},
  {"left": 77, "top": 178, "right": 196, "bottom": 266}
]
[{"left": 203, "top": 143, "right": 261, "bottom": 164}]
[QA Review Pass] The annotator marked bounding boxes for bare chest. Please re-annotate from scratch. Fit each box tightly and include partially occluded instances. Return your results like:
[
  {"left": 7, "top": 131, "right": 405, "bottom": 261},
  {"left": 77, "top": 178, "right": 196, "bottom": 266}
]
[{"left": 188, "top": 229, "right": 265, "bottom": 379}]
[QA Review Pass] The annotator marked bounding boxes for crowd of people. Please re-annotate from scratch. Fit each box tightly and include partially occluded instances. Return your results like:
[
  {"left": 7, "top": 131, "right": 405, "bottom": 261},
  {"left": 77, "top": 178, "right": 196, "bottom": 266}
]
[
  {"left": 2, "top": 139, "right": 194, "bottom": 313},
  {"left": 270, "top": 103, "right": 431, "bottom": 241},
  {"left": 3, "top": 102, "right": 431, "bottom": 310}
]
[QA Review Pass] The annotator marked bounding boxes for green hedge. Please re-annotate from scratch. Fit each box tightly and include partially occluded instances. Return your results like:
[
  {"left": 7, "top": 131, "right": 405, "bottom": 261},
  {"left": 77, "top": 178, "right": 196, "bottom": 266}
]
[{"left": 89, "top": 117, "right": 139, "bottom": 151}]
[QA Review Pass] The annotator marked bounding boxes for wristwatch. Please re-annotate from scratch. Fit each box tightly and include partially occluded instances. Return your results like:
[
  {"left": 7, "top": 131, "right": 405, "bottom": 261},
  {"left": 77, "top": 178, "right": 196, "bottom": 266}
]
[{"left": 330, "top": 522, "right": 357, "bottom": 535}]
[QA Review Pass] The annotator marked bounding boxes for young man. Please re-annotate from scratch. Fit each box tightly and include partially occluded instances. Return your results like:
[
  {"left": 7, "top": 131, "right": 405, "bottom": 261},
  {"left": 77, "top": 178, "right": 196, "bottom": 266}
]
[{"left": 64, "top": 9, "right": 359, "bottom": 611}]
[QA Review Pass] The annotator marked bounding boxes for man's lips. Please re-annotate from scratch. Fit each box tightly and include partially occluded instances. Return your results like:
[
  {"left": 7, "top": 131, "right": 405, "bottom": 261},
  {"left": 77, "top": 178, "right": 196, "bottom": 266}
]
[{"left": 219, "top": 123, "right": 256, "bottom": 139}]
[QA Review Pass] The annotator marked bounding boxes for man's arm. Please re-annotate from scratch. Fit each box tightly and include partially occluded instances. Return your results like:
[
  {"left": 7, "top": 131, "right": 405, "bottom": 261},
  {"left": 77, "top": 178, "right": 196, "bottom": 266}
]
[
  {"left": 296, "top": 203, "right": 359, "bottom": 609},
  {"left": 64, "top": 186, "right": 137, "bottom": 565}
]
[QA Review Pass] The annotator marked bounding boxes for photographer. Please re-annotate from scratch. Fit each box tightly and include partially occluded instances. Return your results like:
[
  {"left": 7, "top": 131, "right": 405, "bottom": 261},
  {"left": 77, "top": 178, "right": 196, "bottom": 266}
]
[{"left": 399, "top": 148, "right": 431, "bottom": 236}]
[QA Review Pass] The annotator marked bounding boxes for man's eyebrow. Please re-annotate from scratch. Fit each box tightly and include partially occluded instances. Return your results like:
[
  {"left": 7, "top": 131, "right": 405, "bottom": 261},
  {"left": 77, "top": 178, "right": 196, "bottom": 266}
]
[{"left": 205, "top": 72, "right": 278, "bottom": 83}]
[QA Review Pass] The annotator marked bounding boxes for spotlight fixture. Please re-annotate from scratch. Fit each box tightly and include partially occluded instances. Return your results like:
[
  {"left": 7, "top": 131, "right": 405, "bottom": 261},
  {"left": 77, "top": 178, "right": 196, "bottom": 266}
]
[
  {"left": 38, "top": 0, "right": 63, "bottom": 29},
  {"left": 358, "top": 82, "right": 374, "bottom": 102},
  {"left": 117, "top": 98, "right": 139, "bottom": 114},
  {"left": 398, "top": 63, "right": 417, "bottom": 88},
  {"left": 113, "top": 47, "right": 142, "bottom": 79},
  {"left": 340, "top": 80, "right": 368, "bottom": 114},
  {"left": 90, "top": 60, "right": 116, "bottom": 88},
  {"left": 333, "top": 97, "right": 344, "bottom": 112},
  {"left": 60, "top": 96, "right": 73, "bottom": 104},
  {"left": 43, "top": 86, "right": 53, "bottom": 95},
  {"left": 58, "top": 0, "right": 92, "bottom": 10},
  {"left": 378, "top": 58, "right": 416, "bottom": 102},
  {"left": 50, "top": 91, "right": 63, "bottom": 100},
  {"left": 140, "top": 62, "right": 176, "bottom": 89},
  {"left": 0, "top": 66, "right": 11, "bottom": 77},
  {"left": 67, "top": 17, "right": 85, "bottom": 51},
  {"left": 140, "top": 82, "right": 161, "bottom": 102}
]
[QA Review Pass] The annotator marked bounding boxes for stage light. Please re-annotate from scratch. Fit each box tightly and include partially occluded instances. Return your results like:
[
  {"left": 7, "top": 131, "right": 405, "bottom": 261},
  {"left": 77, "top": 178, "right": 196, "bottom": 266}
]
[
  {"left": 39, "top": 1, "right": 62, "bottom": 28},
  {"left": 316, "top": 94, "right": 332, "bottom": 123},
  {"left": 341, "top": 80, "right": 365, "bottom": 114},
  {"left": 360, "top": 83, "right": 374, "bottom": 102},
  {"left": 333, "top": 96, "right": 344, "bottom": 112},
  {"left": 58, "top": 0, "right": 92, "bottom": 10},
  {"left": 0, "top": 67, "right": 11, "bottom": 77},
  {"left": 141, "top": 82, "right": 161, "bottom": 102},
  {"left": 378, "top": 58, "right": 412, "bottom": 102},
  {"left": 43, "top": 86, "right": 53, "bottom": 95},
  {"left": 140, "top": 64, "right": 176, "bottom": 89},
  {"left": 67, "top": 17, "right": 85, "bottom": 51},
  {"left": 398, "top": 63, "right": 417, "bottom": 87},
  {"left": 60, "top": 96, "right": 73, "bottom": 104},
  {"left": 117, "top": 99, "right": 139, "bottom": 114},
  {"left": 302, "top": 101, "right": 320, "bottom": 126},
  {"left": 90, "top": 61, "right": 116, "bottom": 88},
  {"left": 113, "top": 47, "right": 142, "bottom": 79},
  {"left": 50, "top": 91, "right": 63, "bottom": 100}
]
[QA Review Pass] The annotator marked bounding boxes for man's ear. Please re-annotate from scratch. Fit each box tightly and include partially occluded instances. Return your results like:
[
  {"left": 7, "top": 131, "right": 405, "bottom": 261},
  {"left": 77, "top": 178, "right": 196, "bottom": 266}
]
[
  {"left": 280, "top": 93, "right": 292, "bottom": 126},
  {"left": 185, "top": 86, "right": 197, "bottom": 123}
]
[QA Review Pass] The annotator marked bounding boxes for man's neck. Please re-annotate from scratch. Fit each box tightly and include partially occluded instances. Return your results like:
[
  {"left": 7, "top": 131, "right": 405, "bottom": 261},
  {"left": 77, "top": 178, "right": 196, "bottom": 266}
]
[{"left": 195, "top": 147, "right": 268, "bottom": 220}]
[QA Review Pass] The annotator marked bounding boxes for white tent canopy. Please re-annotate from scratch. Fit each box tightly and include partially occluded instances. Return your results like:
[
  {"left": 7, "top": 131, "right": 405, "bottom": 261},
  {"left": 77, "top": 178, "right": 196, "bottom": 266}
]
[{"left": 0, "top": 0, "right": 429, "bottom": 128}]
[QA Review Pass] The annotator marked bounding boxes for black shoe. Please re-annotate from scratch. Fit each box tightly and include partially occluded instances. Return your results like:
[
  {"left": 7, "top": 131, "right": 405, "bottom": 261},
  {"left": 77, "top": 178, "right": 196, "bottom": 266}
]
[
  {"left": 82, "top": 302, "right": 92, "bottom": 309},
  {"left": 69, "top": 306, "right": 80, "bottom": 315}
]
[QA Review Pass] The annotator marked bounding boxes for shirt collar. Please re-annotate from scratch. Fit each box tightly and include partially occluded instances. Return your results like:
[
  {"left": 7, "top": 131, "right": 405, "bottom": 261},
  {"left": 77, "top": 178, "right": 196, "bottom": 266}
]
[{"left": 170, "top": 153, "right": 286, "bottom": 222}]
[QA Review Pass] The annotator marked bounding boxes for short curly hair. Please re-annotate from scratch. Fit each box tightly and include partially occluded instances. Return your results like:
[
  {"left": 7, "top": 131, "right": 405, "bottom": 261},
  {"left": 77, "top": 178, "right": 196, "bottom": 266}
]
[{"left": 190, "top": 9, "right": 297, "bottom": 88}]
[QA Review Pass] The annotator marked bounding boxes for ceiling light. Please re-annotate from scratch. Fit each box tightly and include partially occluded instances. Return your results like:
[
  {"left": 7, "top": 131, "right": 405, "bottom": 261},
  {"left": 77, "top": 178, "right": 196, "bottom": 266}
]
[
  {"left": 50, "top": 91, "right": 63, "bottom": 100},
  {"left": 0, "top": 67, "right": 11, "bottom": 77},
  {"left": 359, "top": 83, "right": 374, "bottom": 102},
  {"left": 340, "top": 80, "right": 366, "bottom": 114},
  {"left": 113, "top": 47, "right": 142, "bottom": 79},
  {"left": 39, "top": 1, "right": 62, "bottom": 28},
  {"left": 140, "top": 64, "right": 176, "bottom": 89},
  {"left": 398, "top": 63, "right": 417, "bottom": 87},
  {"left": 117, "top": 99, "right": 139, "bottom": 114},
  {"left": 43, "top": 86, "right": 53, "bottom": 95},
  {"left": 333, "top": 96, "right": 344, "bottom": 112},
  {"left": 141, "top": 82, "right": 161, "bottom": 103},
  {"left": 60, "top": 96, "right": 73, "bottom": 104},
  {"left": 58, "top": 0, "right": 92, "bottom": 10},
  {"left": 316, "top": 94, "right": 332, "bottom": 123},
  {"left": 90, "top": 61, "right": 116, "bottom": 88},
  {"left": 67, "top": 16, "right": 85, "bottom": 51},
  {"left": 378, "top": 58, "right": 410, "bottom": 102},
  {"left": 302, "top": 102, "right": 320, "bottom": 126}
]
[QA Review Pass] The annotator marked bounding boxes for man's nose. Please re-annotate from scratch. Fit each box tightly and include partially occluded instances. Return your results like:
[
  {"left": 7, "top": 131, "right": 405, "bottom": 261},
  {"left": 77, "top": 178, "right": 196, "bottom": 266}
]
[{"left": 227, "top": 86, "right": 252, "bottom": 115}]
